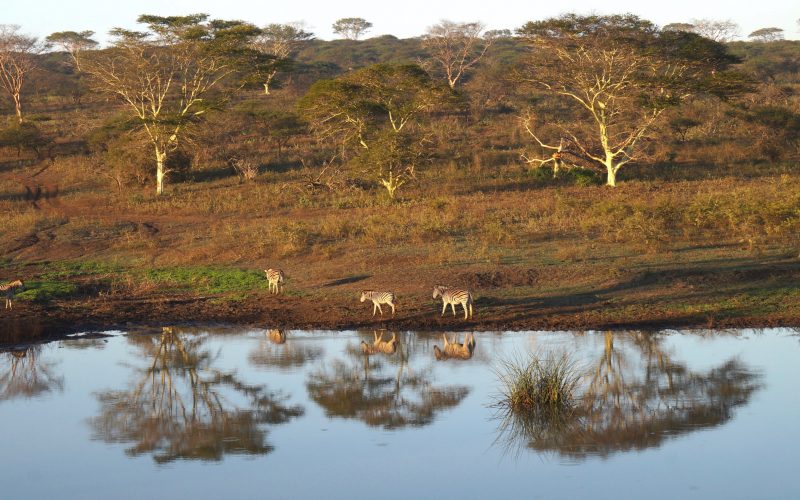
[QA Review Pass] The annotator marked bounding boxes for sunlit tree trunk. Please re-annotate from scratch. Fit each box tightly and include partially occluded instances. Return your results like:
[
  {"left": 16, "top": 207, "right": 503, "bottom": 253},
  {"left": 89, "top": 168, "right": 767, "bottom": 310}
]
[{"left": 155, "top": 147, "right": 167, "bottom": 195}]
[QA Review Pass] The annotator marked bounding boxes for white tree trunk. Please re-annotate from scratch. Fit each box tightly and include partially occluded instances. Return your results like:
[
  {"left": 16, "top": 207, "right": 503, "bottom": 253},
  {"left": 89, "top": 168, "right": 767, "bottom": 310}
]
[
  {"left": 155, "top": 148, "right": 167, "bottom": 195},
  {"left": 605, "top": 161, "right": 618, "bottom": 187}
]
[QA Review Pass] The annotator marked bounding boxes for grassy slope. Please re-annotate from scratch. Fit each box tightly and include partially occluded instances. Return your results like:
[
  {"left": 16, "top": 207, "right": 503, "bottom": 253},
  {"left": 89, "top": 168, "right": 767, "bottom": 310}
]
[{"left": 2, "top": 146, "right": 800, "bottom": 335}]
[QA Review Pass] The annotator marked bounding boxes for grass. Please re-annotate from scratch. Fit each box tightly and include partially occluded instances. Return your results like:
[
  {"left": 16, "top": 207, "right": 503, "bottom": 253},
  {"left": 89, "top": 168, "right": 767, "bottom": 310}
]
[
  {"left": 492, "top": 351, "right": 583, "bottom": 457},
  {"left": 15, "top": 281, "right": 79, "bottom": 302},
  {"left": 495, "top": 351, "right": 581, "bottom": 417}
]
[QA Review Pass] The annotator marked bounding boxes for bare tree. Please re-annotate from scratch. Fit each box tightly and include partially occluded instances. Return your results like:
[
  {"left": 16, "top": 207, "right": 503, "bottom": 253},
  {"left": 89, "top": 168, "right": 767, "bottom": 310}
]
[
  {"left": 83, "top": 14, "right": 261, "bottom": 195},
  {"left": 253, "top": 23, "right": 314, "bottom": 94},
  {"left": 0, "top": 25, "right": 44, "bottom": 123},
  {"left": 690, "top": 19, "right": 740, "bottom": 41},
  {"left": 332, "top": 17, "right": 372, "bottom": 40},
  {"left": 45, "top": 30, "right": 98, "bottom": 71},
  {"left": 518, "top": 14, "right": 744, "bottom": 186},
  {"left": 748, "top": 27, "right": 785, "bottom": 42},
  {"left": 422, "top": 20, "right": 492, "bottom": 89},
  {"left": 662, "top": 23, "right": 696, "bottom": 33}
]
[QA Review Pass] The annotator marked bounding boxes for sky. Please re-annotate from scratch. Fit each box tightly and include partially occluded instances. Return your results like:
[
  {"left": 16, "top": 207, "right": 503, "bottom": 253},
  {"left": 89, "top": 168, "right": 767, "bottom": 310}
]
[{"left": 6, "top": 0, "right": 799, "bottom": 42}]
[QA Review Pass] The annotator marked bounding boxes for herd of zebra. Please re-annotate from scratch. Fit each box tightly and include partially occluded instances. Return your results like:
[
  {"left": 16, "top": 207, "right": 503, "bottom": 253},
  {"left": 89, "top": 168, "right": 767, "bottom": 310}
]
[
  {"left": 1, "top": 271, "right": 475, "bottom": 320},
  {"left": 265, "top": 269, "right": 475, "bottom": 320}
]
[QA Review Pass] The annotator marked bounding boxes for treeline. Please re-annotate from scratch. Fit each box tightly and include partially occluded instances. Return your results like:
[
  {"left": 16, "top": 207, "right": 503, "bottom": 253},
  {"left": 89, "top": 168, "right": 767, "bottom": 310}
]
[{"left": 1, "top": 14, "right": 799, "bottom": 197}]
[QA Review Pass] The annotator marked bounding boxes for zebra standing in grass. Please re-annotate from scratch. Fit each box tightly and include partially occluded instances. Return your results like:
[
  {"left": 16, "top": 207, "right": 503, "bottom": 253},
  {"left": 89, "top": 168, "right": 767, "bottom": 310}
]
[
  {"left": 2, "top": 279, "right": 24, "bottom": 310},
  {"left": 264, "top": 269, "right": 285, "bottom": 294},
  {"left": 432, "top": 285, "right": 473, "bottom": 319},
  {"left": 360, "top": 290, "right": 396, "bottom": 316}
]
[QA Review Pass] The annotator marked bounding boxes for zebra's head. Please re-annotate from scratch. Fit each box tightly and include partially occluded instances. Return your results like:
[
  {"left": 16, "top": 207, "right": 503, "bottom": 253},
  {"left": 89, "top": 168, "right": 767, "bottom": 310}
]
[
  {"left": 359, "top": 290, "right": 370, "bottom": 302},
  {"left": 432, "top": 285, "right": 447, "bottom": 299}
]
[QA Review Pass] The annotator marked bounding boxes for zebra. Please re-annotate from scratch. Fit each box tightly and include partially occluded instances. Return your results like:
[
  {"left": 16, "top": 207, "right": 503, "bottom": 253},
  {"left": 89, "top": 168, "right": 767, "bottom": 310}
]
[
  {"left": 432, "top": 285, "right": 473, "bottom": 319},
  {"left": 2, "top": 279, "right": 24, "bottom": 310},
  {"left": 360, "top": 290, "right": 396, "bottom": 316},
  {"left": 264, "top": 269, "right": 285, "bottom": 294}
]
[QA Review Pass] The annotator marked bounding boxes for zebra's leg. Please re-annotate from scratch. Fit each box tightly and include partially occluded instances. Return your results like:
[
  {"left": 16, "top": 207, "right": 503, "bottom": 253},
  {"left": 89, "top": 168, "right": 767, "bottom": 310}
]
[
  {"left": 442, "top": 302, "right": 447, "bottom": 316},
  {"left": 390, "top": 302, "right": 395, "bottom": 316},
  {"left": 469, "top": 303, "right": 474, "bottom": 318},
  {"left": 373, "top": 302, "right": 378, "bottom": 316},
  {"left": 376, "top": 303, "right": 384, "bottom": 315},
  {"left": 451, "top": 302, "right": 457, "bottom": 316},
  {"left": 463, "top": 302, "right": 469, "bottom": 319}
]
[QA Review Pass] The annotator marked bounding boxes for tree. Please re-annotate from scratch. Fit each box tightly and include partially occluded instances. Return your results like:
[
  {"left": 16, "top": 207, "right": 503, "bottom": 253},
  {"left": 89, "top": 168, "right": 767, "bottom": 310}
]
[
  {"left": 332, "top": 17, "right": 372, "bottom": 40},
  {"left": 253, "top": 23, "right": 314, "bottom": 94},
  {"left": 83, "top": 14, "right": 262, "bottom": 195},
  {"left": 45, "top": 30, "right": 98, "bottom": 71},
  {"left": 690, "top": 19, "right": 740, "bottom": 41},
  {"left": 299, "top": 63, "right": 451, "bottom": 198},
  {"left": 748, "top": 27, "right": 785, "bottom": 42},
  {"left": 0, "top": 25, "right": 44, "bottom": 123},
  {"left": 517, "top": 14, "right": 744, "bottom": 186},
  {"left": 663, "top": 23, "right": 696, "bottom": 33},
  {"left": 422, "top": 20, "right": 492, "bottom": 89}
]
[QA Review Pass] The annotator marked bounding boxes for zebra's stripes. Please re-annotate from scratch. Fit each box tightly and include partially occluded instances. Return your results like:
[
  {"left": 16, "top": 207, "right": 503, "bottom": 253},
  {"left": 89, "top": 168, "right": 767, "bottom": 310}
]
[
  {"left": 2, "top": 279, "right": 24, "bottom": 310},
  {"left": 264, "top": 269, "right": 285, "bottom": 294},
  {"left": 360, "top": 290, "right": 396, "bottom": 316},
  {"left": 432, "top": 285, "right": 473, "bottom": 319}
]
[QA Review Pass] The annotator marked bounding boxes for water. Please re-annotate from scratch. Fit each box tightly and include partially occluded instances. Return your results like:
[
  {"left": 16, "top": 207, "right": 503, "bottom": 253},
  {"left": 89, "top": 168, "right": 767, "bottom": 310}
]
[{"left": 1, "top": 327, "right": 798, "bottom": 499}]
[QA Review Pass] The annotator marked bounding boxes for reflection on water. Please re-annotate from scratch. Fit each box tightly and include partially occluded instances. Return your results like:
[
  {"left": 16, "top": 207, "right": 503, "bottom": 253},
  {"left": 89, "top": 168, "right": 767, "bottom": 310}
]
[
  {"left": 1, "top": 328, "right": 796, "bottom": 499},
  {"left": 0, "top": 345, "right": 64, "bottom": 401},
  {"left": 89, "top": 327, "right": 303, "bottom": 463},
  {"left": 248, "top": 329, "right": 324, "bottom": 370},
  {"left": 307, "top": 331, "right": 470, "bottom": 428},
  {"left": 496, "top": 332, "right": 761, "bottom": 460}
]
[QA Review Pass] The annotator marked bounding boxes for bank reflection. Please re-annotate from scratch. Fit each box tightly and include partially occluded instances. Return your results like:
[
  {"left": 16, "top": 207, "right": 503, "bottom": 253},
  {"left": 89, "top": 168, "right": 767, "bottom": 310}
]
[
  {"left": 498, "top": 332, "right": 761, "bottom": 460},
  {"left": 306, "top": 331, "right": 469, "bottom": 429},
  {"left": 0, "top": 345, "right": 64, "bottom": 402},
  {"left": 248, "top": 330, "right": 324, "bottom": 371},
  {"left": 90, "top": 327, "right": 303, "bottom": 463}
]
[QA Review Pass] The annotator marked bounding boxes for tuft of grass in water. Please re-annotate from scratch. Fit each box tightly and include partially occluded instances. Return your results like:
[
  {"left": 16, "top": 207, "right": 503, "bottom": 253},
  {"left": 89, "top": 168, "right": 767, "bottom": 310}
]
[
  {"left": 492, "top": 351, "right": 582, "bottom": 456},
  {"left": 495, "top": 351, "right": 580, "bottom": 417},
  {"left": 15, "top": 281, "right": 79, "bottom": 302}
]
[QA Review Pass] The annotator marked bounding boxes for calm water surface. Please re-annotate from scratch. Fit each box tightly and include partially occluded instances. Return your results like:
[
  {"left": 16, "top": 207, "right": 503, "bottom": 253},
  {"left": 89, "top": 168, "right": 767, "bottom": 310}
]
[{"left": 1, "top": 328, "right": 799, "bottom": 499}]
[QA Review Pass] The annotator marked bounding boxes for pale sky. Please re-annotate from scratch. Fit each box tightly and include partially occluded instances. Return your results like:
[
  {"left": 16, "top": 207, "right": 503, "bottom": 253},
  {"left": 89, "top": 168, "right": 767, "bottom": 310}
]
[{"left": 6, "top": 0, "right": 799, "bottom": 42}]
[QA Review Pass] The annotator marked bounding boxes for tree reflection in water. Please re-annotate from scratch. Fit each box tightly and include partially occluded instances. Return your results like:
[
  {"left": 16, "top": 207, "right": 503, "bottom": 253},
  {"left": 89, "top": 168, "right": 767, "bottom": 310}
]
[
  {"left": 90, "top": 327, "right": 303, "bottom": 463},
  {"left": 248, "top": 330, "right": 324, "bottom": 371},
  {"left": 307, "top": 332, "right": 470, "bottom": 429},
  {"left": 0, "top": 346, "right": 64, "bottom": 402},
  {"left": 496, "top": 332, "right": 761, "bottom": 460}
]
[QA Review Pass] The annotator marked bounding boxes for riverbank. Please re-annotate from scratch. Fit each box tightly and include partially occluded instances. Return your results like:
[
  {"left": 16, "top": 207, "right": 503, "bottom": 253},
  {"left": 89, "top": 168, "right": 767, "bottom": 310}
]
[{"left": 3, "top": 253, "right": 798, "bottom": 346}]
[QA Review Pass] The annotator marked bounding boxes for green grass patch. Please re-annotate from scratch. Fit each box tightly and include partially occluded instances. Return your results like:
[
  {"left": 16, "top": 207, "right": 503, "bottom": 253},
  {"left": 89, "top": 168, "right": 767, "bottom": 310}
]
[
  {"left": 15, "top": 281, "right": 79, "bottom": 302},
  {"left": 143, "top": 266, "right": 269, "bottom": 295}
]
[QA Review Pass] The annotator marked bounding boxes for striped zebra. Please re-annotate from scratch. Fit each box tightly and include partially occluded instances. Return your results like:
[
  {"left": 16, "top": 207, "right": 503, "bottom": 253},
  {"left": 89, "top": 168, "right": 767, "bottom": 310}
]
[
  {"left": 432, "top": 285, "right": 473, "bottom": 319},
  {"left": 360, "top": 290, "right": 396, "bottom": 316},
  {"left": 264, "top": 269, "right": 285, "bottom": 294},
  {"left": 2, "top": 279, "right": 24, "bottom": 310}
]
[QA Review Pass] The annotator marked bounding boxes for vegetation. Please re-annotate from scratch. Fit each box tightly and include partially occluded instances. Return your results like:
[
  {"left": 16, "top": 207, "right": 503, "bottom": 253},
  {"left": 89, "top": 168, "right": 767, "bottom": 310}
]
[
  {"left": 495, "top": 351, "right": 580, "bottom": 416},
  {"left": 1, "top": 12, "right": 799, "bottom": 329}
]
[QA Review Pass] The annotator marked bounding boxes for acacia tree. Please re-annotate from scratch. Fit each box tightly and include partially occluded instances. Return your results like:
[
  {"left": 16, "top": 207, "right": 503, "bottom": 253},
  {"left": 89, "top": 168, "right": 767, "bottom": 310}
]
[
  {"left": 253, "top": 23, "right": 314, "bottom": 94},
  {"left": 45, "top": 30, "right": 98, "bottom": 71},
  {"left": 517, "top": 14, "right": 743, "bottom": 186},
  {"left": 422, "top": 20, "right": 492, "bottom": 89},
  {"left": 299, "top": 64, "right": 451, "bottom": 198},
  {"left": 83, "top": 14, "right": 262, "bottom": 195},
  {"left": 332, "top": 18, "right": 372, "bottom": 40},
  {"left": 0, "top": 25, "right": 43, "bottom": 123},
  {"left": 689, "top": 19, "right": 740, "bottom": 41},
  {"left": 748, "top": 28, "right": 785, "bottom": 42}
]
